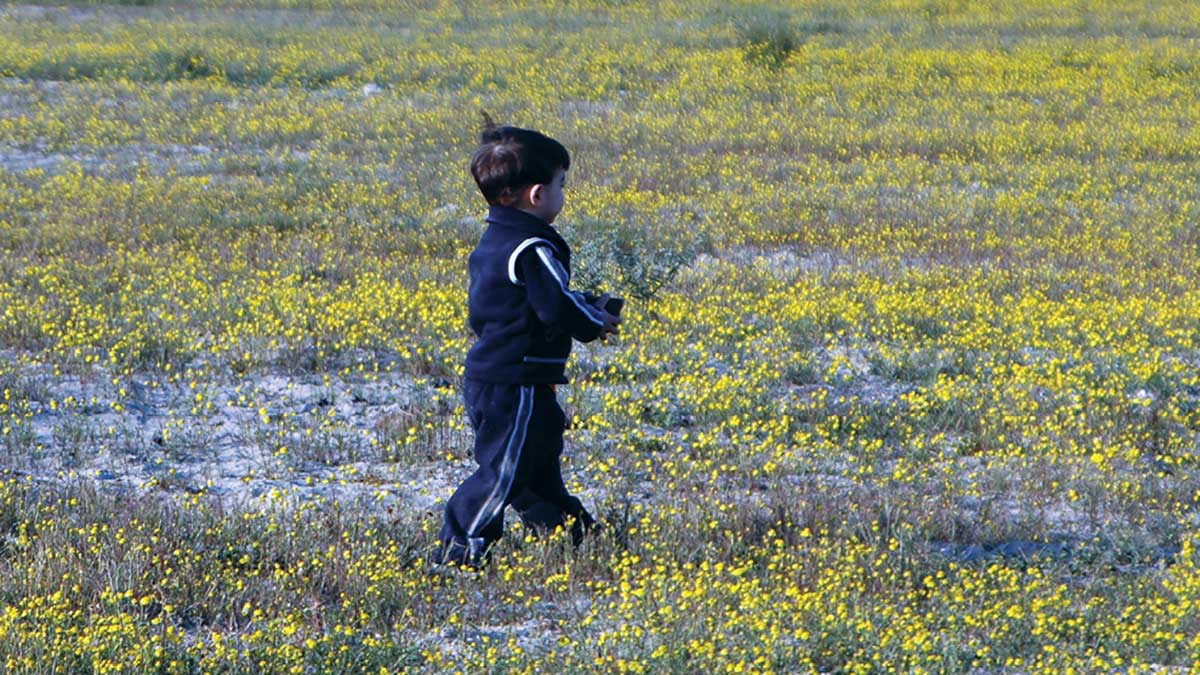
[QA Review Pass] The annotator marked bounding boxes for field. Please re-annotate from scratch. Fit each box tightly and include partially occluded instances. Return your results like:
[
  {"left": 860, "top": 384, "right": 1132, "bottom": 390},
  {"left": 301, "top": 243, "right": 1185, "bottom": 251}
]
[{"left": 3, "top": 0, "right": 1200, "bottom": 672}]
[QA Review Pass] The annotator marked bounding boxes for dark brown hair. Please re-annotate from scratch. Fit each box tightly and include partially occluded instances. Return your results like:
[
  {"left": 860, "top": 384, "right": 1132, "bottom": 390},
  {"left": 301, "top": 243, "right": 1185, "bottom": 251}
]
[{"left": 470, "top": 112, "right": 570, "bottom": 205}]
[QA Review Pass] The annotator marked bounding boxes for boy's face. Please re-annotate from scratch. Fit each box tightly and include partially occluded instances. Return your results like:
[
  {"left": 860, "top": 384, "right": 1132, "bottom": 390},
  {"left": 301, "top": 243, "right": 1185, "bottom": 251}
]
[{"left": 527, "top": 168, "right": 567, "bottom": 224}]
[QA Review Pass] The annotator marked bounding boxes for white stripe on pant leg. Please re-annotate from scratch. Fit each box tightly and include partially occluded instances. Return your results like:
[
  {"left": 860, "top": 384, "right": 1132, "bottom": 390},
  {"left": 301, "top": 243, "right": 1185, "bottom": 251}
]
[
  {"left": 466, "top": 385, "right": 532, "bottom": 538},
  {"left": 466, "top": 385, "right": 534, "bottom": 539}
]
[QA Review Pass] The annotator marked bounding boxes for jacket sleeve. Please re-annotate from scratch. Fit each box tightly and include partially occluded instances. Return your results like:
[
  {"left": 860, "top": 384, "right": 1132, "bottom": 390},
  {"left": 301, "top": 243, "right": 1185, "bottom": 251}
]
[{"left": 517, "top": 244, "right": 606, "bottom": 342}]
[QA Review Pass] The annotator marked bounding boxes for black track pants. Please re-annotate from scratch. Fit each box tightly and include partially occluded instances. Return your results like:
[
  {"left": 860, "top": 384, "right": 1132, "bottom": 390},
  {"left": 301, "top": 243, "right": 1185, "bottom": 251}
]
[{"left": 436, "top": 380, "right": 594, "bottom": 566}]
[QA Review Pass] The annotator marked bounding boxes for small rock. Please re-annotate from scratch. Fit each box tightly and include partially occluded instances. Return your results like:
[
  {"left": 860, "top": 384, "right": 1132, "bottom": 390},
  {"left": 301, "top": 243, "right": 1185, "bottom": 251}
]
[{"left": 1131, "top": 388, "right": 1155, "bottom": 406}]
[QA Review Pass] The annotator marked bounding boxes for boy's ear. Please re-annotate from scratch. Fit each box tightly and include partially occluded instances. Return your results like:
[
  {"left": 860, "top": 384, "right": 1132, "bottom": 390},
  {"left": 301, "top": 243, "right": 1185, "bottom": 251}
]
[
  {"left": 502, "top": 184, "right": 536, "bottom": 209},
  {"left": 527, "top": 182, "right": 543, "bottom": 205}
]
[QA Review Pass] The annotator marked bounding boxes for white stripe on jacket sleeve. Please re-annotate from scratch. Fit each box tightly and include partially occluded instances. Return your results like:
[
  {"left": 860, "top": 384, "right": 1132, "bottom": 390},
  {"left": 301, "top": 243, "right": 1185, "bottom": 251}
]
[
  {"left": 535, "top": 246, "right": 604, "bottom": 327},
  {"left": 508, "top": 237, "right": 553, "bottom": 285}
]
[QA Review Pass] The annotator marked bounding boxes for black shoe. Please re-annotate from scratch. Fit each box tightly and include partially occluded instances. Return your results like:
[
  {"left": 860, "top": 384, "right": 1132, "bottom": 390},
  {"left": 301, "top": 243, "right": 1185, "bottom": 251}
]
[
  {"left": 426, "top": 538, "right": 490, "bottom": 573},
  {"left": 568, "top": 507, "right": 598, "bottom": 547}
]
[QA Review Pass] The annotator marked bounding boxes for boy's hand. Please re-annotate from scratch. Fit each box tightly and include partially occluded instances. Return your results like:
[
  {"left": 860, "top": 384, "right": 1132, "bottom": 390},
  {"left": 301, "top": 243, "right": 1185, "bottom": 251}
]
[{"left": 593, "top": 293, "right": 622, "bottom": 341}]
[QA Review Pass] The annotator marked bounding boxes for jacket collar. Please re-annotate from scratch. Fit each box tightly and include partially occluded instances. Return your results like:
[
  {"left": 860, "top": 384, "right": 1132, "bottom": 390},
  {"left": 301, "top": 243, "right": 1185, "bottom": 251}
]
[
  {"left": 485, "top": 204, "right": 567, "bottom": 253},
  {"left": 487, "top": 205, "right": 555, "bottom": 234}
]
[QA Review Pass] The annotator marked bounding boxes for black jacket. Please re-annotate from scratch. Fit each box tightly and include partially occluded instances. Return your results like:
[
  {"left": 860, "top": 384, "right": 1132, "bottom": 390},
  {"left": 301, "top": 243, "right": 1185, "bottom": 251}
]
[{"left": 463, "top": 205, "right": 606, "bottom": 384}]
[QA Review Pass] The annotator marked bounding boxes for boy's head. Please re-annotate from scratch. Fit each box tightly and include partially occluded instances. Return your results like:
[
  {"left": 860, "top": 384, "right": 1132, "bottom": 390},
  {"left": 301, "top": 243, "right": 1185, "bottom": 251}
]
[{"left": 470, "top": 113, "right": 570, "bottom": 224}]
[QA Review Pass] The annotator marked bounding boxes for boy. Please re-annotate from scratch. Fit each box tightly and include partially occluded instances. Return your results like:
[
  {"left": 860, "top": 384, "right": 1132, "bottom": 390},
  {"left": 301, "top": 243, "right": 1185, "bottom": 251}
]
[{"left": 433, "top": 117, "right": 621, "bottom": 569}]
